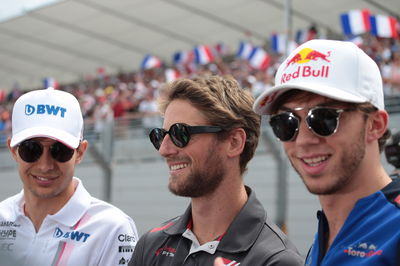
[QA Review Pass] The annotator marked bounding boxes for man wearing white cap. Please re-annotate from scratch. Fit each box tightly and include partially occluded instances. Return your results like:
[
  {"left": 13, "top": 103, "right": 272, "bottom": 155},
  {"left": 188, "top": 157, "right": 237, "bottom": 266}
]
[
  {"left": 0, "top": 88, "right": 138, "bottom": 265},
  {"left": 251, "top": 39, "right": 400, "bottom": 265}
]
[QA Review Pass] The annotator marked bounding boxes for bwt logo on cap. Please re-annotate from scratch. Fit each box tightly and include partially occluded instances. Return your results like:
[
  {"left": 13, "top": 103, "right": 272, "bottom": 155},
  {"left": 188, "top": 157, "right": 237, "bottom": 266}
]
[{"left": 25, "top": 104, "right": 67, "bottom": 117}]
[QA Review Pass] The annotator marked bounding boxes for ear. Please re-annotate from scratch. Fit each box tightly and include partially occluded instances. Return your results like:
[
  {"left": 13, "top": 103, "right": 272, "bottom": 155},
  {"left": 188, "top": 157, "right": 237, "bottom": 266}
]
[
  {"left": 366, "top": 110, "right": 388, "bottom": 142},
  {"left": 75, "top": 140, "right": 88, "bottom": 164},
  {"left": 7, "top": 137, "right": 18, "bottom": 161},
  {"left": 226, "top": 128, "right": 246, "bottom": 158}
]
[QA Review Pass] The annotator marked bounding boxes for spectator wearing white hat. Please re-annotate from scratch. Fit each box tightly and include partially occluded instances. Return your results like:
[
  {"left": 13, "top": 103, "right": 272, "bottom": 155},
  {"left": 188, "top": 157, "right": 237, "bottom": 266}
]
[
  {"left": 0, "top": 88, "right": 138, "bottom": 265},
  {"left": 252, "top": 39, "right": 400, "bottom": 265}
]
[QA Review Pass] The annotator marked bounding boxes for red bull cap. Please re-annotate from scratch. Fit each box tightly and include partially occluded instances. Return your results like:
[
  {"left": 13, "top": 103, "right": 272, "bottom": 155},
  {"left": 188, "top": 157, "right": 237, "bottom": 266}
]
[{"left": 253, "top": 39, "right": 384, "bottom": 115}]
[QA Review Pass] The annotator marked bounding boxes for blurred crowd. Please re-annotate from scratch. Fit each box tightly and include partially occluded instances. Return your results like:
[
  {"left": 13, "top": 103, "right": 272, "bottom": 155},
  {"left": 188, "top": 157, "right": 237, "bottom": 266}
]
[{"left": 0, "top": 34, "right": 400, "bottom": 145}]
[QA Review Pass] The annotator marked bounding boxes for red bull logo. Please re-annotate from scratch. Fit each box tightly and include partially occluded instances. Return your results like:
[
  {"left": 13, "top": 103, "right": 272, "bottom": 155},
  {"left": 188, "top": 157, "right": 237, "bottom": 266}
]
[
  {"left": 286, "top": 48, "right": 331, "bottom": 68},
  {"left": 281, "top": 48, "right": 332, "bottom": 84}
]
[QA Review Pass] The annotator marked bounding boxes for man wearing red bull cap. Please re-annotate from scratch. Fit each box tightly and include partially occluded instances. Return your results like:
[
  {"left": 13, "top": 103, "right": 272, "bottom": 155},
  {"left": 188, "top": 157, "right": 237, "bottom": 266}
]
[{"left": 252, "top": 39, "right": 400, "bottom": 265}]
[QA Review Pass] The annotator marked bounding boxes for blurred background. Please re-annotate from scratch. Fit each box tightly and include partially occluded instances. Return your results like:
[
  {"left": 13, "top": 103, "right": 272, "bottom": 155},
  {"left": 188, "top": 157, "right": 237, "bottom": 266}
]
[{"left": 0, "top": 0, "right": 400, "bottom": 256}]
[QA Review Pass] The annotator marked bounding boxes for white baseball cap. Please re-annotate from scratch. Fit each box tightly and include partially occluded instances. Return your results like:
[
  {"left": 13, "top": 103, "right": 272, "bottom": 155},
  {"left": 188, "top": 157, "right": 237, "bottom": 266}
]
[
  {"left": 10, "top": 88, "right": 83, "bottom": 148},
  {"left": 253, "top": 39, "right": 384, "bottom": 115}
]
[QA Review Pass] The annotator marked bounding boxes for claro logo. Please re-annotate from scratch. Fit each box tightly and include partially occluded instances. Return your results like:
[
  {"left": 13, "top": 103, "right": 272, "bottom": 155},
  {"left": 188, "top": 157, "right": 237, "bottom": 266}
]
[
  {"left": 25, "top": 104, "right": 67, "bottom": 117},
  {"left": 53, "top": 227, "right": 90, "bottom": 243}
]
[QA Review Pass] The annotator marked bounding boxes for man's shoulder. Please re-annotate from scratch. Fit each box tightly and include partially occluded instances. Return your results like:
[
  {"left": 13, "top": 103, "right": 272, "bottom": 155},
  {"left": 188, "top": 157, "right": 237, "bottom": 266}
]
[
  {"left": 0, "top": 193, "right": 21, "bottom": 219},
  {"left": 138, "top": 216, "right": 182, "bottom": 243}
]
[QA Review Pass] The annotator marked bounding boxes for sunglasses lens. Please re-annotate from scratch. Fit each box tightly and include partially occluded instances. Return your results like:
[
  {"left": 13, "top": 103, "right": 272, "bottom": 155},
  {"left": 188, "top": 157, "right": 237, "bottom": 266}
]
[
  {"left": 18, "top": 140, "right": 43, "bottom": 163},
  {"left": 170, "top": 124, "right": 190, "bottom": 148},
  {"left": 270, "top": 113, "right": 299, "bottom": 141},
  {"left": 149, "top": 128, "right": 166, "bottom": 150},
  {"left": 50, "top": 142, "right": 75, "bottom": 162},
  {"left": 307, "top": 108, "right": 339, "bottom": 136}
]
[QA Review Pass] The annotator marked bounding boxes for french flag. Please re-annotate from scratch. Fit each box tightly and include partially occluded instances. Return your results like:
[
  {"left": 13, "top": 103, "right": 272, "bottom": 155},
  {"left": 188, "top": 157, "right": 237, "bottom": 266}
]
[
  {"left": 236, "top": 41, "right": 253, "bottom": 59},
  {"left": 248, "top": 47, "right": 270, "bottom": 70},
  {"left": 173, "top": 51, "right": 193, "bottom": 65},
  {"left": 194, "top": 45, "right": 214, "bottom": 65},
  {"left": 141, "top": 54, "right": 162, "bottom": 70},
  {"left": 165, "top": 68, "right": 180, "bottom": 82},
  {"left": 370, "top": 15, "right": 398, "bottom": 39},
  {"left": 43, "top": 77, "right": 58, "bottom": 89},
  {"left": 295, "top": 28, "right": 317, "bottom": 44},
  {"left": 340, "top": 9, "right": 371, "bottom": 36},
  {"left": 271, "top": 33, "right": 286, "bottom": 54}
]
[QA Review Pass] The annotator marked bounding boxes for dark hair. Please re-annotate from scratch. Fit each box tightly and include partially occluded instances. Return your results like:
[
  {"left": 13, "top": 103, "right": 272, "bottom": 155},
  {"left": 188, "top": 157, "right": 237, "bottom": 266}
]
[{"left": 159, "top": 75, "right": 261, "bottom": 174}]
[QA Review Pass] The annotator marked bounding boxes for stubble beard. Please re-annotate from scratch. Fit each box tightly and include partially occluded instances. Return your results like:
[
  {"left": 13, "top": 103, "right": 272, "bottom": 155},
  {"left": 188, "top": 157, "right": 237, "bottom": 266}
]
[{"left": 168, "top": 146, "right": 225, "bottom": 198}]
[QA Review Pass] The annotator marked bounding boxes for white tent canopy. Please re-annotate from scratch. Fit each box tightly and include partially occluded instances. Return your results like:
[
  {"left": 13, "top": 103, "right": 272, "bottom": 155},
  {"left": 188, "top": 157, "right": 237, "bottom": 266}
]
[{"left": 0, "top": 0, "right": 398, "bottom": 91}]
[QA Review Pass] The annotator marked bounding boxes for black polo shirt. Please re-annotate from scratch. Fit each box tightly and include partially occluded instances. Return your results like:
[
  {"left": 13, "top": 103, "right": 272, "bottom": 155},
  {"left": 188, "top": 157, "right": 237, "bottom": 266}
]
[{"left": 129, "top": 186, "right": 304, "bottom": 265}]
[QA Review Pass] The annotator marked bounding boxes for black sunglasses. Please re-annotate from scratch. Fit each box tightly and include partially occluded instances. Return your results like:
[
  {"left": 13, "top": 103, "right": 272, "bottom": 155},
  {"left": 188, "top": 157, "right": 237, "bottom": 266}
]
[
  {"left": 17, "top": 139, "right": 76, "bottom": 163},
  {"left": 149, "top": 123, "right": 223, "bottom": 150},
  {"left": 269, "top": 107, "right": 355, "bottom": 142}
]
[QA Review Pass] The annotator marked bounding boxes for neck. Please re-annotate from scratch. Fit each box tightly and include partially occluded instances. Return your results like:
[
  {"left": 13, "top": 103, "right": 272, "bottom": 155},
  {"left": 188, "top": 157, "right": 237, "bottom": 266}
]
[
  {"left": 23, "top": 179, "right": 77, "bottom": 232},
  {"left": 190, "top": 179, "right": 247, "bottom": 245}
]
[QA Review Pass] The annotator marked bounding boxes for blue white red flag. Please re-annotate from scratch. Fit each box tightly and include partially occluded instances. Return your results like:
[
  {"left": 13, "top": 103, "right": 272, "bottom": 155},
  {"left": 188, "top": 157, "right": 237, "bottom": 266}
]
[
  {"left": 248, "top": 47, "right": 270, "bottom": 70},
  {"left": 370, "top": 15, "right": 398, "bottom": 39},
  {"left": 43, "top": 77, "right": 58, "bottom": 89},
  {"left": 173, "top": 50, "right": 193, "bottom": 65},
  {"left": 340, "top": 9, "right": 371, "bottom": 36},
  {"left": 236, "top": 41, "right": 253, "bottom": 59},
  {"left": 271, "top": 33, "right": 286, "bottom": 54},
  {"left": 194, "top": 45, "right": 214, "bottom": 65},
  {"left": 295, "top": 29, "right": 317, "bottom": 44},
  {"left": 141, "top": 54, "right": 162, "bottom": 70}
]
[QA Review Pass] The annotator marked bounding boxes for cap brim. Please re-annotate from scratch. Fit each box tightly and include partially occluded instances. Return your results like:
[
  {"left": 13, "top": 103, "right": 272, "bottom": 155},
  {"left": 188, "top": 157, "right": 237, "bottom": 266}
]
[
  {"left": 10, "top": 126, "right": 80, "bottom": 148},
  {"left": 253, "top": 82, "right": 366, "bottom": 115}
]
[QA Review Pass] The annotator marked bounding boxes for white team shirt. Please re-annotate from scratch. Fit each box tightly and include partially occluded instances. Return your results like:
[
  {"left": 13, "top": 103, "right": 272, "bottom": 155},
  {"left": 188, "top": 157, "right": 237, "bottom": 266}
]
[{"left": 0, "top": 177, "right": 138, "bottom": 266}]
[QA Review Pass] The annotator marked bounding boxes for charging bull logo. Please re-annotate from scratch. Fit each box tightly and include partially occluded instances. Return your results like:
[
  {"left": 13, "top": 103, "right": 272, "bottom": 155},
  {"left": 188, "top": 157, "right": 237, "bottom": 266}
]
[
  {"left": 25, "top": 104, "right": 67, "bottom": 117},
  {"left": 286, "top": 48, "right": 331, "bottom": 68}
]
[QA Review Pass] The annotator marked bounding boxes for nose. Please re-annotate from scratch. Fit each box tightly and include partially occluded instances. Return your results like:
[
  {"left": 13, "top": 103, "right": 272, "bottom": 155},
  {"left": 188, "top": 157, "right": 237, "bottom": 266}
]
[
  {"left": 295, "top": 118, "right": 322, "bottom": 145},
  {"left": 35, "top": 148, "right": 56, "bottom": 171},
  {"left": 158, "top": 134, "right": 179, "bottom": 157}
]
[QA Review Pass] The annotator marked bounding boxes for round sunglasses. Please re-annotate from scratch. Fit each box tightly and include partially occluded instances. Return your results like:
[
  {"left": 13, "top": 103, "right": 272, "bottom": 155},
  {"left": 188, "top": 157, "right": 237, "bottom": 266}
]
[
  {"left": 269, "top": 107, "right": 355, "bottom": 142},
  {"left": 149, "top": 123, "right": 223, "bottom": 150},
  {"left": 17, "top": 139, "right": 76, "bottom": 163}
]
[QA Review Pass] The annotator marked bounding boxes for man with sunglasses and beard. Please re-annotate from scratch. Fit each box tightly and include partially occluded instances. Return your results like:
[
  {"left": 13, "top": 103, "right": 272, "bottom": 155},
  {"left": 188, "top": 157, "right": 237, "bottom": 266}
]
[
  {"left": 129, "top": 75, "right": 303, "bottom": 265},
  {"left": 0, "top": 88, "right": 138, "bottom": 265},
  {"left": 252, "top": 39, "right": 400, "bottom": 265}
]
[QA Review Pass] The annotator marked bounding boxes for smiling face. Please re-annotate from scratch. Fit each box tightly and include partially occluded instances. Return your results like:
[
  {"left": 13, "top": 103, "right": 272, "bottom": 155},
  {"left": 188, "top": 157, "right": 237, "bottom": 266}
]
[
  {"left": 279, "top": 93, "right": 367, "bottom": 195},
  {"left": 9, "top": 137, "right": 87, "bottom": 202},
  {"left": 158, "top": 99, "right": 226, "bottom": 198}
]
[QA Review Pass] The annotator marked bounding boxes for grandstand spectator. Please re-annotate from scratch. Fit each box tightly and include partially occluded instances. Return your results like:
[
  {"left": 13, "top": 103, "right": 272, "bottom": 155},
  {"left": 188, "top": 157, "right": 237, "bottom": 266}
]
[
  {"left": 382, "top": 51, "right": 400, "bottom": 95},
  {"left": 0, "top": 88, "right": 138, "bottom": 265},
  {"left": 253, "top": 39, "right": 400, "bottom": 265},
  {"left": 130, "top": 76, "right": 304, "bottom": 265},
  {"left": 138, "top": 91, "right": 161, "bottom": 135}
]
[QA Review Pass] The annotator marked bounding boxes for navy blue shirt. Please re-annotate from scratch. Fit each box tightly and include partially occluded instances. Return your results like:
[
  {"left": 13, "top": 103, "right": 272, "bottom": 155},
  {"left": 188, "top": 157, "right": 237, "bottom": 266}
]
[{"left": 306, "top": 178, "right": 400, "bottom": 265}]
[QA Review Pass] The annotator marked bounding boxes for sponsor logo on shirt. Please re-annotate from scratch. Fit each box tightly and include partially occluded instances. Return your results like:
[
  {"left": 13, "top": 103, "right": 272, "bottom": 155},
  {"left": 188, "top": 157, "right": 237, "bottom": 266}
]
[
  {"left": 118, "top": 245, "right": 134, "bottom": 253},
  {"left": 0, "top": 221, "right": 20, "bottom": 227},
  {"left": 0, "top": 243, "right": 14, "bottom": 252},
  {"left": 155, "top": 246, "right": 176, "bottom": 257},
  {"left": 118, "top": 257, "right": 130, "bottom": 264},
  {"left": 343, "top": 242, "right": 383, "bottom": 258},
  {"left": 118, "top": 234, "right": 136, "bottom": 244},
  {"left": 0, "top": 230, "right": 16, "bottom": 240},
  {"left": 219, "top": 257, "right": 241, "bottom": 265},
  {"left": 53, "top": 227, "right": 90, "bottom": 243}
]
